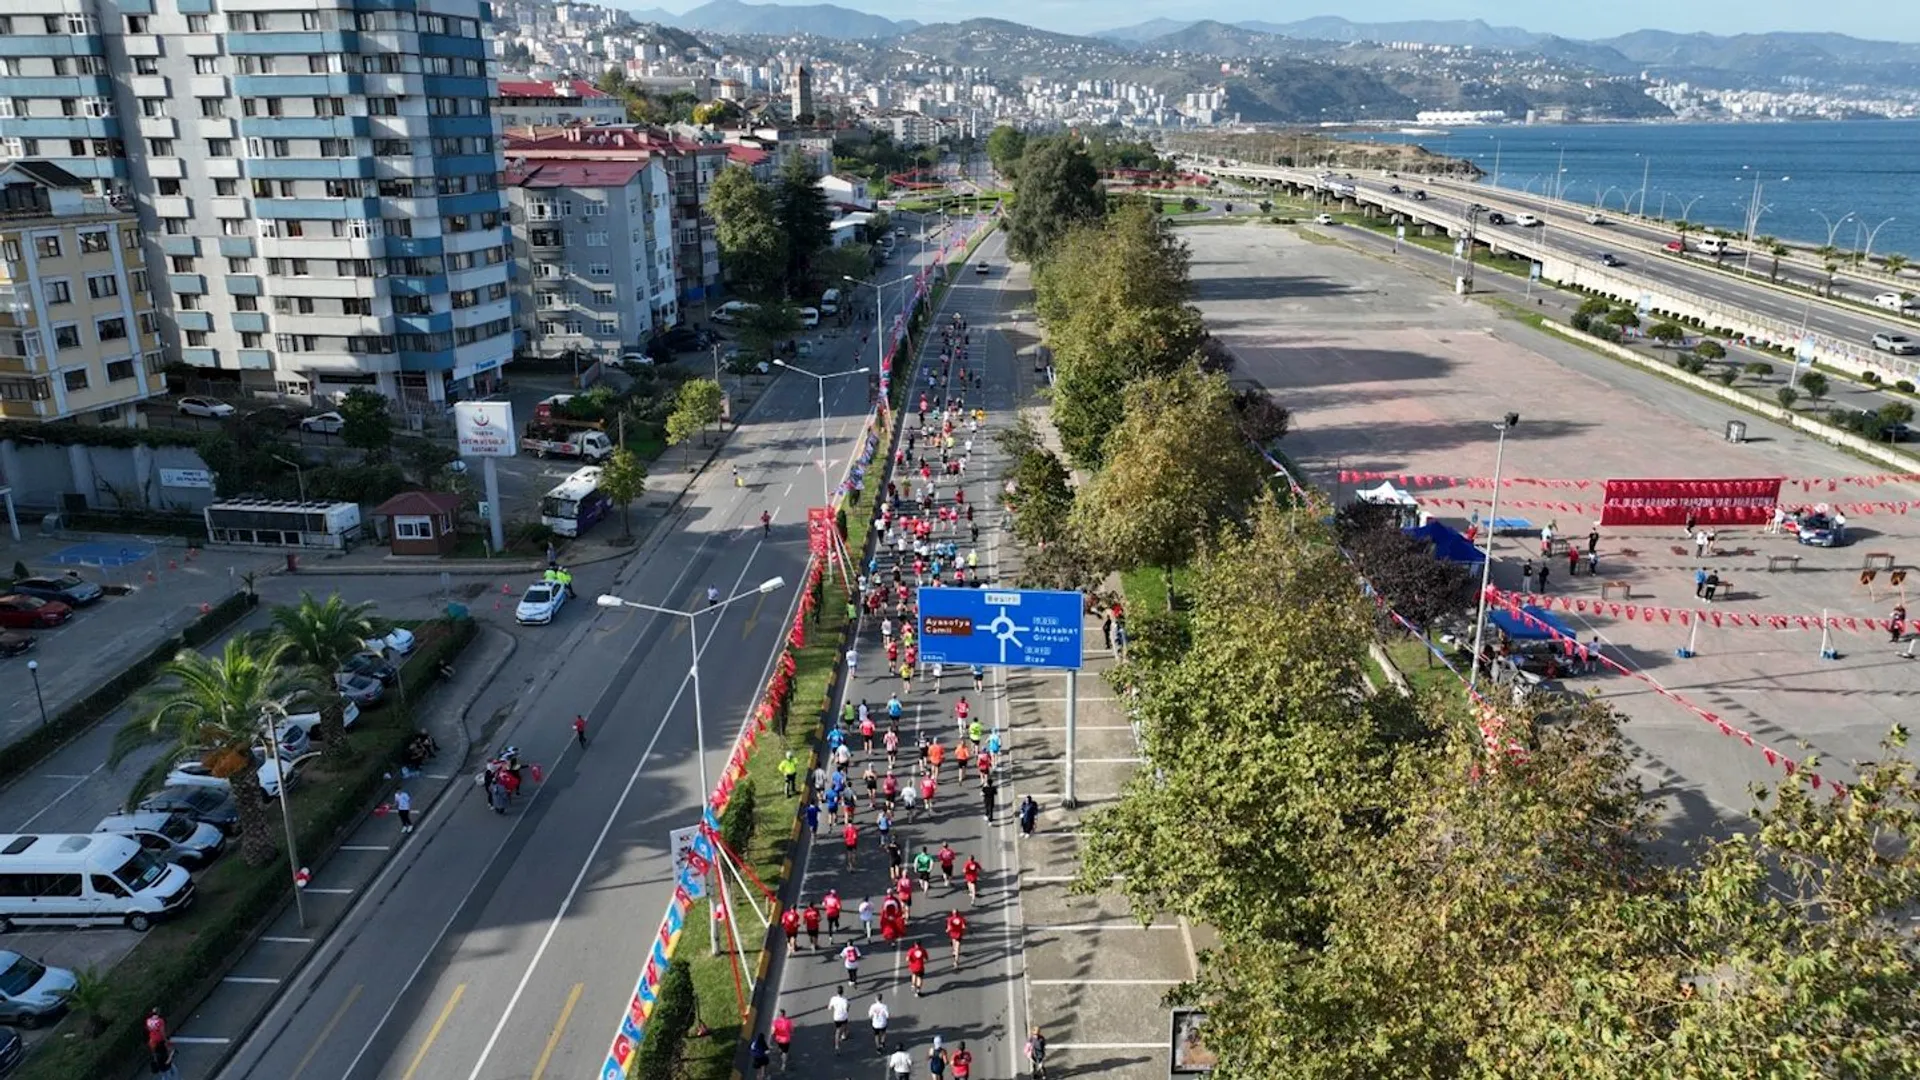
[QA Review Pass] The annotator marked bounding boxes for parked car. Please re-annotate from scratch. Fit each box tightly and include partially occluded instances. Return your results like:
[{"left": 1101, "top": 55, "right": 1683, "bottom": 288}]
[
  {"left": 176, "top": 396, "right": 234, "bottom": 418},
  {"left": 1787, "top": 511, "right": 1848, "bottom": 548},
  {"left": 333, "top": 671, "right": 385, "bottom": 705},
  {"left": 1872, "top": 332, "right": 1920, "bottom": 355},
  {"left": 516, "top": 581, "right": 568, "bottom": 626},
  {"left": 0, "top": 1026, "right": 22, "bottom": 1074},
  {"left": 8, "top": 572, "right": 102, "bottom": 607},
  {"left": 94, "top": 811, "right": 226, "bottom": 869},
  {"left": 618, "top": 351, "right": 654, "bottom": 367},
  {"left": 0, "top": 632, "right": 30, "bottom": 659},
  {"left": 338, "top": 651, "right": 397, "bottom": 686},
  {"left": 365, "top": 627, "right": 415, "bottom": 656},
  {"left": 0, "top": 595, "right": 70, "bottom": 630},
  {"left": 137, "top": 786, "right": 240, "bottom": 835},
  {"left": 0, "top": 952, "right": 75, "bottom": 1028},
  {"left": 278, "top": 699, "right": 361, "bottom": 743},
  {"left": 167, "top": 744, "right": 303, "bottom": 799},
  {"left": 1314, "top": 213, "right": 1336, "bottom": 225},
  {"left": 299, "top": 411, "right": 346, "bottom": 435}
]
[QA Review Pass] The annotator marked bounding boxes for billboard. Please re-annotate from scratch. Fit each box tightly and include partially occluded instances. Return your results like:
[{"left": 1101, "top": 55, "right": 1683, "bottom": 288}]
[
  {"left": 453, "top": 401, "right": 516, "bottom": 457},
  {"left": 807, "top": 507, "right": 833, "bottom": 556},
  {"left": 1170, "top": 1008, "right": 1217, "bottom": 1074},
  {"left": 1599, "top": 477, "right": 1783, "bottom": 526},
  {"left": 916, "top": 587, "right": 1084, "bottom": 670}
]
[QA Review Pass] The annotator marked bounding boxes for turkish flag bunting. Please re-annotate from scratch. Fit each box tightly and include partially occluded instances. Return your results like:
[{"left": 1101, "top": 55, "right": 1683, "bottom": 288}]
[{"left": 1763, "top": 747, "right": 1778, "bottom": 766}]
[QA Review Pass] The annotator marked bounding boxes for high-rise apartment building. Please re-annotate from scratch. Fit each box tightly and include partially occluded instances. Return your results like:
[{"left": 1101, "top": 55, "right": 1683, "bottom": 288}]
[
  {"left": 506, "top": 157, "right": 675, "bottom": 359},
  {"left": 0, "top": 160, "right": 164, "bottom": 422},
  {"left": 0, "top": 0, "right": 514, "bottom": 416}
]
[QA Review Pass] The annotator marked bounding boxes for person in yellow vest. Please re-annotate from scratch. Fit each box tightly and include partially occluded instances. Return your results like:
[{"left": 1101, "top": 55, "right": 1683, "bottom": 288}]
[
  {"left": 555, "top": 566, "right": 574, "bottom": 598},
  {"left": 778, "top": 751, "right": 800, "bottom": 797}
]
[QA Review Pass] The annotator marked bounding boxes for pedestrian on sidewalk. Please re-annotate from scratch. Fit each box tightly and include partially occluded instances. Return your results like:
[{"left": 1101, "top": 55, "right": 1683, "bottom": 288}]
[
  {"left": 1587, "top": 527, "right": 1601, "bottom": 555},
  {"left": 149, "top": 1039, "right": 181, "bottom": 1080},
  {"left": 1018, "top": 794, "right": 1039, "bottom": 837},
  {"left": 1684, "top": 510, "right": 1699, "bottom": 538},
  {"left": 145, "top": 1009, "right": 167, "bottom": 1052},
  {"left": 395, "top": 789, "right": 414, "bottom": 834},
  {"left": 488, "top": 779, "right": 509, "bottom": 814},
  {"left": 1694, "top": 529, "right": 1711, "bottom": 559},
  {"left": 1534, "top": 562, "right": 1549, "bottom": 593},
  {"left": 1703, "top": 571, "right": 1720, "bottom": 602},
  {"left": 1566, "top": 545, "right": 1580, "bottom": 577},
  {"left": 779, "top": 751, "right": 799, "bottom": 797},
  {"left": 1521, "top": 559, "right": 1534, "bottom": 587}
]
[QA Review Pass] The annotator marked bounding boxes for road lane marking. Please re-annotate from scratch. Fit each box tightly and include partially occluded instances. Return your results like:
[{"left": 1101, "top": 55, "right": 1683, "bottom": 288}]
[
  {"left": 172, "top": 1036, "right": 232, "bottom": 1045},
  {"left": 223, "top": 976, "right": 281, "bottom": 984},
  {"left": 1027, "top": 923, "right": 1184, "bottom": 931},
  {"left": 741, "top": 590, "right": 768, "bottom": 639},
  {"left": 288, "top": 984, "right": 361, "bottom": 1080},
  {"left": 305, "top": 887, "right": 353, "bottom": 895},
  {"left": 339, "top": 845, "right": 390, "bottom": 852},
  {"left": 530, "top": 982, "right": 584, "bottom": 1080},
  {"left": 14, "top": 765, "right": 104, "bottom": 831},
  {"left": 399, "top": 983, "right": 465, "bottom": 1080},
  {"left": 261, "top": 936, "right": 314, "bottom": 944}
]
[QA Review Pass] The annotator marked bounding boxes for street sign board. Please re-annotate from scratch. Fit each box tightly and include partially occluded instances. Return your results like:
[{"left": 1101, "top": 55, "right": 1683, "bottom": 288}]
[
  {"left": 916, "top": 587, "right": 1083, "bottom": 669},
  {"left": 453, "top": 400, "right": 516, "bottom": 457}
]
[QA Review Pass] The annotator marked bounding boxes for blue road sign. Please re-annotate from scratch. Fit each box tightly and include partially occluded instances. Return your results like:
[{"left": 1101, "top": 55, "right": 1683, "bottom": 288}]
[{"left": 916, "top": 587, "right": 1084, "bottom": 670}]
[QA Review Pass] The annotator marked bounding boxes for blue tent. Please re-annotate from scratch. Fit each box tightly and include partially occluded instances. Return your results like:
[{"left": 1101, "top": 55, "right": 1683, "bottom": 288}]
[
  {"left": 1489, "top": 605, "right": 1575, "bottom": 642},
  {"left": 1403, "top": 521, "right": 1486, "bottom": 566}
]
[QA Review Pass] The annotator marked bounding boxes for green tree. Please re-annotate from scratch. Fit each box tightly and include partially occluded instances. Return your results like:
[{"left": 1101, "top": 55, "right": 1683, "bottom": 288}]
[
  {"left": 1777, "top": 385, "right": 1801, "bottom": 409},
  {"left": 269, "top": 592, "right": 377, "bottom": 760},
  {"left": 1070, "top": 369, "right": 1265, "bottom": 607},
  {"left": 774, "top": 152, "right": 833, "bottom": 288},
  {"left": 1799, "top": 371, "right": 1830, "bottom": 401},
  {"left": 599, "top": 446, "right": 647, "bottom": 541},
  {"left": 691, "top": 99, "right": 740, "bottom": 126},
  {"left": 1647, "top": 321, "right": 1686, "bottom": 343},
  {"left": 1007, "top": 136, "right": 1105, "bottom": 264},
  {"left": 665, "top": 377, "right": 724, "bottom": 460},
  {"left": 1694, "top": 339, "right": 1727, "bottom": 360},
  {"left": 984, "top": 125, "right": 1026, "bottom": 178},
  {"left": 1604, "top": 306, "right": 1640, "bottom": 328},
  {"left": 338, "top": 388, "right": 392, "bottom": 461},
  {"left": 708, "top": 165, "right": 787, "bottom": 299},
  {"left": 738, "top": 301, "right": 803, "bottom": 363},
  {"left": 1884, "top": 253, "right": 1909, "bottom": 277},
  {"left": 1880, "top": 400, "right": 1916, "bottom": 427},
  {"left": 998, "top": 419, "right": 1076, "bottom": 549},
  {"left": 112, "top": 638, "right": 315, "bottom": 865},
  {"left": 811, "top": 245, "right": 875, "bottom": 299}
]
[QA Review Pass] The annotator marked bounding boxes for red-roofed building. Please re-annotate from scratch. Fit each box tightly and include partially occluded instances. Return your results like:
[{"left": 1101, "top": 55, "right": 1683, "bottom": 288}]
[
  {"left": 505, "top": 157, "right": 677, "bottom": 360},
  {"left": 495, "top": 80, "right": 626, "bottom": 129},
  {"left": 504, "top": 126, "right": 731, "bottom": 304}
]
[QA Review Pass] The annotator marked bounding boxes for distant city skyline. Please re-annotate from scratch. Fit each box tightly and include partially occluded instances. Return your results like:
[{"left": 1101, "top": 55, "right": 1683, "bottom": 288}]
[{"left": 632, "top": 0, "right": 1914, "bottom": 44}]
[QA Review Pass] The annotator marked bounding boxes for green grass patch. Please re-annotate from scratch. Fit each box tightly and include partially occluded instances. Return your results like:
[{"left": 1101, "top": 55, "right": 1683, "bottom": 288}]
[
  {"left": 1381, "top": 634, "right": 1465, "bottom": 698},
  {"left": 1120, "top": 565, "right": 1197, "bottom": 616}
]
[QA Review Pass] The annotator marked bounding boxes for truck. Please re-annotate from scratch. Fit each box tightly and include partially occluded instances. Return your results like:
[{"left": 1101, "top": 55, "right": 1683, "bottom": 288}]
[{"left": 520, "top": 422, "right": 614, "bottom": 462}]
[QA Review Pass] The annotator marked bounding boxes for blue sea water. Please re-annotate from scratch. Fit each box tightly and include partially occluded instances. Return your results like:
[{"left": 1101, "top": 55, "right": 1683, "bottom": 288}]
[{"left": 1340, "top": 120, "right": 1920, "bottom": 259}]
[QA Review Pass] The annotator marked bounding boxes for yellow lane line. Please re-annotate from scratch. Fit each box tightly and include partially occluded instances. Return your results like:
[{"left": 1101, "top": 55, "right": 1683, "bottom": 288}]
[
  {"left": 289, "top": 984, "right": 363, "bottom": 1080},
  {"left": 399, "top": 983, "right": 466, "bottom": 1080},
  {"left": 530, "top": 982, "right": 585, "bottom": 1080}
]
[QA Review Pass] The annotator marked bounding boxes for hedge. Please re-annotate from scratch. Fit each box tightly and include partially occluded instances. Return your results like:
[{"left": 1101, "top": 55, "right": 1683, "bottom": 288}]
[
  {"left": 633, "top": 961, "right": 698, "bottom": 1080},
  {"left": 0, "top": 420, "right": 209, "bottom": 451},
  {"left": 15, "top": 616, "right": 476, "bottom": 1080},
  {"left": 0, "top": 590, "right": 257, "bottom": 782}
]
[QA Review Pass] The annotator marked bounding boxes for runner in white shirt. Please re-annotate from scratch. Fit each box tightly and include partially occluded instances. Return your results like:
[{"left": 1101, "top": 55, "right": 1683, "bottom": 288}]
[
  {"left": 827, "top": 986, "right": 851, "bottom": 1051},
  {"left": 869, "top": 995, "right": 891, "bottom": 1052},
  {"left": 887, "top": 1044, "right": 913, "bottom": 1078}
]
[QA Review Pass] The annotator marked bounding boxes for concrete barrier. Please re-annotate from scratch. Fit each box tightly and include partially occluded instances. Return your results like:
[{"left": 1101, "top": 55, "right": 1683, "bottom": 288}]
[{"left": 1536, "top": 320, "right": 1920, "bottom": 472}]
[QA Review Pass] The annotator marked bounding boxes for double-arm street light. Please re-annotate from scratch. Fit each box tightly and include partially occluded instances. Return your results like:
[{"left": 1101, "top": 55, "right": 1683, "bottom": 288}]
[
  {"left": 774, "top": 358, "right": 870, "bottom": 508},
  {"left": 597, "top": 576, "right": 786, "bottom": 952},
  {"left": 259, "top": 699, "right": 306, "bottom": 928},
  {"left": 1466, "top": 412, "right": 1521, "bottom": 697}
]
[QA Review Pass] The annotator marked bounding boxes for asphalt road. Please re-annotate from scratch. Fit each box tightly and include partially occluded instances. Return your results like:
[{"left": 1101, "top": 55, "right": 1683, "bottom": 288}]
[
  {"left": 1198, "top": 161, "right": 1918, "bottom": 358},
  {"left": 210, "top": 232, "right": 959, "bottom": 1080},
  {"left": 759, "top": 232, "right": 1031, "bottom": 1080}
]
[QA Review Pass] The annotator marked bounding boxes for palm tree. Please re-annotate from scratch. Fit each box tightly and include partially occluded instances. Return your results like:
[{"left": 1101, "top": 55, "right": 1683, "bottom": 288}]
[
  {"left": 1885, "top": 253, "right": 1909, "bottom": 279},
  {"left": 270, "top": 592, "right": 379, "bottom": 759},
  {"left": 1674, "top": 219, "right": 1693, "bottom": 247},
  {"left": 112, "top": 638, "right": 316, "bottom": 866}
]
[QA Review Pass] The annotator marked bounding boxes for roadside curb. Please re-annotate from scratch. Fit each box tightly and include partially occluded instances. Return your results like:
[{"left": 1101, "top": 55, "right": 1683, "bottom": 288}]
[{"left": 184, "top": 623, "right": 512, "bottom": 1080}]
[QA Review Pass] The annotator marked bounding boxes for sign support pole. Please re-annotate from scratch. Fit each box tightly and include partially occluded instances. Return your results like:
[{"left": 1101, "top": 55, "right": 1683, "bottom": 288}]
[
  {"left": 482, "top": 455, "right": 504, "bottom": 554},
  {"left": 1063, "top": 669, "right": 1078, "bottom": 809}
]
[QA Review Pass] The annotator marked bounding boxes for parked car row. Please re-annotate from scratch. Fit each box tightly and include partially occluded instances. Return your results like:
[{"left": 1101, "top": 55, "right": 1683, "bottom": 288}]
[
  {"left": 173, "top": 396, "right": 345, "bottom": 434},
  {"left": 0, "top": 571, "right": 108, "bottom": 657}
]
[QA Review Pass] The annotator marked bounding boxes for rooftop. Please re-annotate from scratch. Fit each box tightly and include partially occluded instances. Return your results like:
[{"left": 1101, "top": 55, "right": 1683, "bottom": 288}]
[
  {"left": 496, "top": 79, "right": 616, "bottom": 101},
  {"left": 506, "top": 159, "right": 654, "bottom": 189}
]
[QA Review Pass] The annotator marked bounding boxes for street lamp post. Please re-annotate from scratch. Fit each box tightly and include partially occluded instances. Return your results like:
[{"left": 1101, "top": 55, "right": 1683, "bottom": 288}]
[
  {"left": 1813, "top": 209, "right": 1856, "bottom": 253},
  {"left": 1740, "top": 174, "right": 1788, "bottom": 276},
  {"left": 597, "top": 577, "right": 786, "bottom": 955},
  {"left": 1466, "top": 412, "right": 1520, "bottom": 697},
  {"left": 1860, "top": 216, "right": 1897, "bottom": 268},
  {"left": 260, "top": 700, "right": 306, "bottom": 928},
  {"left": 774, "top": 358, "right": 871, "bottom": 508},
  {"left": 272, "top": 455, "right": 305, "bottom": 502},
  {"left": 25, "top": 660, "right": 46, "bottom": 725}
]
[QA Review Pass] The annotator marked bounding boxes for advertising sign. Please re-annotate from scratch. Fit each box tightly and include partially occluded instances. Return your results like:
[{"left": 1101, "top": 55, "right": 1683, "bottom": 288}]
[
  {"left": 807, "top": 507, "right": 833, "bottom": 556},
  {"left": 158, "top": 468, "right": 214, "bottom": 489},
  {"left": 1170, "top": 1008, "right": 1218, "bottom": 1075},
  {"left": 1599, "top": 477, "right": 1784, "bottom": 526},
  {"left": 916, "top": 587, "right": 1084, "bottom": 669},
  {"left": 453, "top": 401, "right": 516, "bottom": 457}
]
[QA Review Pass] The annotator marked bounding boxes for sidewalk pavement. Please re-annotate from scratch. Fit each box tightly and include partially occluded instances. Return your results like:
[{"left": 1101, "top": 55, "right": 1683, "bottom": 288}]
[{"left": 165, "top": 623, "right": 513, "bottom": 1080}]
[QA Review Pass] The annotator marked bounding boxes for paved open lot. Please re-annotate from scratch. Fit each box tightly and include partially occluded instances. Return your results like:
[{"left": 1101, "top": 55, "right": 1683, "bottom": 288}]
[{"left": 1184, "top": 222, "right": 1920, "bottom": 832}]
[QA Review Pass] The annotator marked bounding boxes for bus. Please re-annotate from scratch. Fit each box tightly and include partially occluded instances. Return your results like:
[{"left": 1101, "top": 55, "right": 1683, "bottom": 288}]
[
  {"left": 540, "top": 467, "right": 611, "bottom": 537},
  {"left": 204, "top": 499, "right": 362, "bottom": 550}
]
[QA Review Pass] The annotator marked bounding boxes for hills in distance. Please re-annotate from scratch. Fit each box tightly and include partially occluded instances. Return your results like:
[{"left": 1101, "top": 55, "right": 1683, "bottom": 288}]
[{"left": 618, "top": 2, "right": 1920, "bottom": 85}]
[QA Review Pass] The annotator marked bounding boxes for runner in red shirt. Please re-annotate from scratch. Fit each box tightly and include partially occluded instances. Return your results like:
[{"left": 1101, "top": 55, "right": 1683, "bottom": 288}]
[
  {"left": 880, "top": 908, "right": 903, "bottom": 945},
  {"left": 823, "top": 889, "right": 843, "bottom": 938},
  {"left": 780, "top": 906, "right": 801, "bottom": 955},
  {"left": 951, "top": 1042, "right": 973, "bottom": 1078},
  {"left": 895, "top": 871, "right": 915, "bottom": 918},
  {"left": 937, "top": 843, "right": 957, "bottom": 887},
  {"left": 946, "top": 909, "right": 968, "bottom": 967},
  {"left": 843, "top": 821, "right": 859, "bottom": 871},
  {"left": 905, "top": 940, "right": 930, "bottom": 997},
  {"left": 919, "top": 771, "right": 937, "bottom": 812},
  {"left": 976, "top": 751, "right": 992, "bottom": 783},
  {"left": 962, "top": 855, "right": 982, "bottom": 906},
  {"left": 803, "top": 902, "right": 822, "bottom": 950},
  {"left": 770, "top": 1009, "right": 794, "bottom": 1064}
]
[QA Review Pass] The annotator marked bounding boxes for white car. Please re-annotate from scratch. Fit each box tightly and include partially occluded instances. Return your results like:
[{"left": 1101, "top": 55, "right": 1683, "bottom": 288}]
[
  {"left": 1314, "top": 213, "right": 1336, "bottom": 225},
  {"left": 1872, "top": 332, "right": 1920, "bottom": 355},
  {"left": 975, "top": 261, "right": 990, "bottom": 275},
  {"left": 1516, "top": 213, "right": 1541, "bottom": 227},
  {"left": 1873, "top": 292, "right": 1918, "bottom": 313},
  {"left": 177, "top": 396, "right": 235, "bottom": 418},
  {"left": 278, "top": 700, "right": 361, "bottom": 743},
  {"left": 167, "top": 745, "right": 307, "bottom": 799},
  {"left": 364, "top": 627, "right": 416, "bottom": 656},
  {"left": 619, "top": 351, "right": 654, "bottom": 367},
  {"left": 515, "top": 581, "right": 567, "bottom": 625},
  {"left": 95, "top": 811, "right": 226, "bottom": 869},
  {"left": 799, "top": 306, "right": 820, "bottom": 329},
  {"left": 299, "top": 411, "right": 346, "bottom": 435},
  {"left": 1585, "top": 212, "right": 1605, "bottom": 225}
]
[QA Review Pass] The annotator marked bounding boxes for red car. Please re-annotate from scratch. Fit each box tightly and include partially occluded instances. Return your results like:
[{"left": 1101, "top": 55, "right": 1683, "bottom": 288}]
[
  {"left": 0, "top": 594, "right": 72, "bottom": 628},
  {"left": 1664, "top": 240, "right": 1685, "bottom": 253}
]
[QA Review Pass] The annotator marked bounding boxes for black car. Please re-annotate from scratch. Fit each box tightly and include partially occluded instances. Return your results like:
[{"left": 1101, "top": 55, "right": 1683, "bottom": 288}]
[
  {"left": 137, "top": 786, "right": 240, "bottom": 836},
  {"left": 1486, "top": 211, "right": 1507, "bottom": 225},
  {"left": 0, "top": 1026, "right": 21, "bottom": 1076},
  {"left": 1411, "top": 190, "right": 1429, "bottom": 201},
  {"left": 338, "top": 651, "right": 398, "bottom": 686},
  {"left": 0, "top": 632, "right": 29, "bottom": 659},
  {"left": 8, "top": 572, "right": 102, "bottom": 607}
]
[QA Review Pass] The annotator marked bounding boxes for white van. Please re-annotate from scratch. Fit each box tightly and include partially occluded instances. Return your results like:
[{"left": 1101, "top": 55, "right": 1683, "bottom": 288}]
[
  {"left": 820, "top": 288, "right": 841, "bottom": 316},
  {"left": 0, "top": 833, "right": 195, "bottom": 931},
  {"left": 1873, "top": 291, "right": 1917, "bottom": 313},
  {"left": 1696, "top": 236, "right": 1730, "bottom": 255}
]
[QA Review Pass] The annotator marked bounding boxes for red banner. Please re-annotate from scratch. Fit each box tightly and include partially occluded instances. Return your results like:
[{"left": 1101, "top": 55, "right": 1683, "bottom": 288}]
[
  {"left": 1599, "top": 477, "right": 1783, "bottom": 527},
  {"left": 806, "top": 507, "right": 832, "bottom": 556}
]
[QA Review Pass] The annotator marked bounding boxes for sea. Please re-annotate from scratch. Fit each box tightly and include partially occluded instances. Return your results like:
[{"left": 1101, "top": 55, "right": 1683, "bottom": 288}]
[{"left": 1337, "top": 119, "right": 1920, "bottom": 259}]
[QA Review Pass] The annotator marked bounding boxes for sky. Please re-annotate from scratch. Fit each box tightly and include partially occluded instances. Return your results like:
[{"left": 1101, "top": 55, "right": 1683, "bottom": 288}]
[{"left": 663, "top": 0, "right": 1910, "bottom": 42}]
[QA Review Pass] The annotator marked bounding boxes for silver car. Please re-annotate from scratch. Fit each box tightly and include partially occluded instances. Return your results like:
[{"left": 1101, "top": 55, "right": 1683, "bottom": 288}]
[
  {"left": 333, "top": 671, "right": 385, "bottom": 705},
  {"left": 94, "top": 811, "right": 225, "bottom": 869},
  {"left": 0, "top": 952, "right": 75, "bottom": 1028}
]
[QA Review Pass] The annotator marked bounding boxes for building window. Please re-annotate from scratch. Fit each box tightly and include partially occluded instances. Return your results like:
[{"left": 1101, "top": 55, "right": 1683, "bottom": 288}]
[
  {"left": 129, "top": 269, "right": 147, "bottom": 293},
  {"left": 593, "top": 289, "right": 615, "bottom": 305},
  {"left": 221, "top": 219, "right": 247, "bottom": 236},
  {"left": 138, "top": 312, "right": 158, "bottom": 335},
  {"left": 107, "top": 358, "right": 135, "bottom": 382},
  {"left": 240, "top": 332, "right": 263, "bottom": 348},
  {"left": 63, "top": 368, "right": 89, "bottom": 393},
  {"left": 86, "top": 275, "right": 118, "bottom": 300},
  {"left": 599, "top": 319, "right": 619, "bottom": 334},
  {"left": 78, "top": 231, "right": 109, "bottom": 254},
  {"left": 162, "top": 218, "right": 189, "bottom": 236},
  {"left": 96, "top": 317, "right": 127, "bottom": 342},
  {"left": 234, "top": 295, "right": 258, "bottom": 312},
  {"left": 147, "top": 138, "right": 174, "bottom": 158},
  {"left": 193, "top": 56, "right": 220, "bottom": 75},
  {"left": 1, "top": 240, "right": 18, "bottom": 262},
  {"left": 43, "top": 280, "right": 71, "bottom": 305},
  {"left": 186, "top": 14, "right": 210, "bottom": 32},
  {"left": 585, "top": 232, "right": 608, "bottom": 247},
  {"left": 199, "top": 98, "right": 225, "bottom": 118},
  {"left": 227, "top": 257, "right": 253, "bottom": 273},
  {"left": 342, "top": 297, "right": 371, "bottom": 315},
  {"left": 169, "top": 256, "right": 195, "bottom": 273},
  {"left": 36, "top": 236, "right": 61, "bottom": 258},
  {"left": 134, "top": 57, "right": 158, "bottom": 76},
  {"left": 185, "top": 330, "right": 208, "bottom": 346},
  {"left": 53, "top": 325, "right": 81, "bottom": 350},
  {"left": 588, "top": 263, "right": 609, "bottom": 278},
  {"left": 207, "top": 139, "right": 232, "bottom": 158}
]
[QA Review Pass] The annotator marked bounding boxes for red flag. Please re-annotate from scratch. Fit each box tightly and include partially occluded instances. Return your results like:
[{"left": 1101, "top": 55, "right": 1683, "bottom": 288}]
[{"left": 1763, "top": 747, "right": 1777, "bottom": 766}]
